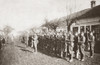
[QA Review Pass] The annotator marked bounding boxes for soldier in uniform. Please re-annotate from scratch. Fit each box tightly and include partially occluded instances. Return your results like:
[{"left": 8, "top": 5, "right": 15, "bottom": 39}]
[
  {"left": 55, "top": 31, "right": 63, "bottom": 57},
  {"left": 88, "top": 32, "right": 95, "bottom": 58},
  {"left": 46, "top": 33, "right": 51, "bottom": 53},
  {"left": 64, "top": 32, "right": 69, "bottom": 58},
  {"left": 85, "top": 30, "right": 90, "bottom": 51},
  {"left": 48, "top": 33, "right": 53, "bottom": 54},
  {"left": 60, "top": 31, "right": 65, "bottom": 58},
  {"left": 74, "top": 32, "right": 79, "bottom": 59},
  {"left": 33, "top": 34, "right": 39, "bottom": 53},
  {"left": 0, "top": 36, "right": 2, "bottom": 50},
  {"left": 53, "top": 32, "right": 57, "bottom": 56},
  {"left": 54, "top": 32, "right": 58, "bottom": 56},
  {"left": 31, "top": 35, "right": 34, "bottom": 48},
  {"left": 56, "top": 32, "right": 60, "bottom": 57},
  {"left": 28, "top": 35, "right": 33, "bottom": 47},
  {"left": 50, "top": 33, "right": 56, "bottom": 55},
  {"left": 78, "top": 32, "right": 86, "bottom": 61},
  {"left": 0, "top": 35, "right": 5, "bottom": 50},
  {"left": 68, "top": 31, "right": 74, "bottom": 62}
]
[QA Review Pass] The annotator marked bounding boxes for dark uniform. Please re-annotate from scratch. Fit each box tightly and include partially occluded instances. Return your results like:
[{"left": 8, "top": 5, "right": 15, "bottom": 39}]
[
  {"left": 0, "top": 36, "right": 5, "bottom": 50},
  {"left": 54, "top": 33, "right": 58, "bottom": 56},
  {"left": 74, "top": 33, "right": 79, "bottom": 59},
  {"left": 56, "top": 32, "right": 61, "bottom": 57},
  {"left": 0, "top": 37, "right": 2, "bottom": 50},
  {"left": 49, "top": 34, "right": 54, "bottom": 54},
  {"left": 28, "top": 35, "right": 33, "bottom": 47},
  {"left": 60, "top": 33, "right": 65, "bottom": 58},
  {"left": 85, "top": 31, "right": 90, "bottom": 51},
  {"left": 64, "top": 33, "right": 70, "bottom": 58}
]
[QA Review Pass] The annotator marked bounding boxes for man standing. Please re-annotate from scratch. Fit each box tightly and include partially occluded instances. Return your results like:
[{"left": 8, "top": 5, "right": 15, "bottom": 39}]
[
  {"left": 33, "top": 34, "right": 39, "bottom": 53},
  {"left": 0, "top": 36, "right": 2, "bottom": 50},
  {"left": 88, "top": 32, "right": 95, "bottom": 58},
  {"left": 68, "top": 31, "right": 74, "bottom": 62},
  {"left": 64, "top": 32, "right": 69, "bottom": 59},
  {"left": 74, "top": 32, "right": 79, "bottom": 59},
  {"left": 78, "top": 32, "right": 86, "bottom": 61}
]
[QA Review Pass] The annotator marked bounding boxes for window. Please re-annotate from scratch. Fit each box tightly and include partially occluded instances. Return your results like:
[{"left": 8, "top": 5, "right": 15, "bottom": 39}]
[{"left": 80, "top": 26, "right": 84, "bottom": 32}]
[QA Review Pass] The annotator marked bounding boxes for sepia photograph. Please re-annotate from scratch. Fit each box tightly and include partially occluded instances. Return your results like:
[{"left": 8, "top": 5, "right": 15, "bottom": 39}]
[{"left": 0, "top": 0, "right": 100, "bottom": 65}]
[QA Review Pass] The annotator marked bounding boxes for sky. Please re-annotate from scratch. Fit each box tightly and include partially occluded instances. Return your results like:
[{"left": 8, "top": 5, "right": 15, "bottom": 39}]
[{"left": 0, "top": 0, "right": 100, "bottom": 32}]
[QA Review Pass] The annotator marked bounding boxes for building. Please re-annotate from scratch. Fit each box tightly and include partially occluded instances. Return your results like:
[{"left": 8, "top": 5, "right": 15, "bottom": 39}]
[
  {"left": 41, "top": 0, "right": 100, "bottom": 52},
  {"left": 70, "top": 0, "right": 100, "bottom": 53}
]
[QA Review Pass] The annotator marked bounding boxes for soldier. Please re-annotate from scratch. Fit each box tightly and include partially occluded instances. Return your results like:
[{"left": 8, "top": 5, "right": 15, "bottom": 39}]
[
  {"left": 78, "top": 32, "right": 86, "bottom": 61},
  {"left": 40, "top": 34, "right": 45, "bottom": 50},
  {"left": 74, "top": 32, "right": 79, "bottom": 59},
  {"left": 85, "top": 30, "right": 90, "bottom": 51},
  {"left": 46, "top": 33, "right": 50, "bottom": 53},
  {"left": 53, "top": 32, "right": 57, "bottom": 56},
  {"left": 50, "top": 33, "right": 56, "bottom": 55},
  {"left": 28, "top": 35, "right": 33, "bottom": 47},
  {"left": 60, "top": 31, "right": 65, "bottom": 58},
  {"left": 54, "top": 32, "right": 58, "bottom": 56},
  {"left": 88, "top": 32, "right": 95, "bottom": 58},
  {"left": 21, "top": 36, "right": 25, "bottom": 43},
  {"left": 68, "top": 31, "right": 74, "bottom": 62},
  {"left": 64, "top": 32, "right": 69, "bottom": 58},
  {"left": 33, "top": 34, "right": 39, "bottom": 53},
  {"left": 0, "top": 35, "right": 5, "bottom": 49},
  {"left": 55, "top": 32, "right": 62, "bottom": 57},
  {"left": 55, "top": 32, "right": 60, "bottom": 57},
  {"left": 31, "top": 35, "right": 34, "bottom": 48},
  {"left": 0, "top": 36, "right": 2, "bottom": 50},
  {"left": 41, "top": 34, "right": 46, "bottom": 51}
]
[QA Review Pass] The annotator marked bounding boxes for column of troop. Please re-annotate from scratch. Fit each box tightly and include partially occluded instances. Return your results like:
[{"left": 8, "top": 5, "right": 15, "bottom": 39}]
[{"left": 23, "top": 30, "right": 95, "bottom": 62}]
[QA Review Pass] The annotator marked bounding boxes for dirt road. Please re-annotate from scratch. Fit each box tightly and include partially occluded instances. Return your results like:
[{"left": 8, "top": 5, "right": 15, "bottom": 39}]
[{"left": 0, "top": 42, "right": 100, "bottom": 65}]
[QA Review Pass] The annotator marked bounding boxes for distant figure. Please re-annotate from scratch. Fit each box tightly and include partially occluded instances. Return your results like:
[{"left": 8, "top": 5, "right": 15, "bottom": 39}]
[
  {"left": 0, "top": 37, "right": 2, "bottom": 50},
  {"left": 2, "top": 38, "right": 5, "bottom": 45},
  {"left": 33, "top": 34, "right": 38, "bottom": 53},
  {"left": 28, "top": 35, "right": 33, "bottom": 47},
  {"left": 21, "top": 36, "right": 25, "bottom": 43},
  {"left": 0, "top": 36, "right": 5, "bottom": 50}
]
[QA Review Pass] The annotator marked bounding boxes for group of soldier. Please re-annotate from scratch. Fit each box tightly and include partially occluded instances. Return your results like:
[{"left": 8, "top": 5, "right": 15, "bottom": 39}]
[
  {"left": 37, "top": 30, "right": 95, "bottom": 62},
  {"left": 26, "top": 34, "right": 39, "bottom": 53},
  {"left": 21, "top": 30, "right": 95, "bottom": 62}
]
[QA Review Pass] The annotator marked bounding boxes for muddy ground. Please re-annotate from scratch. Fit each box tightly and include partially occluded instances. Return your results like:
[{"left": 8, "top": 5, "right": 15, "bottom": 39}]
[{"left": 0, "top": 41, "right": 100, "bottom": 65}]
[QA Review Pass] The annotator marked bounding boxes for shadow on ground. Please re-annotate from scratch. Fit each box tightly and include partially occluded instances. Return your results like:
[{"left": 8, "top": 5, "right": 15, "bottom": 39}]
[
  {"left": 20, "top": 48, "right": 33, "bottom": 53},
  {"left": 37, "top": 46, "right": 63, "bottom": 59},
  {"left": 16, "top": 45, "right": 33, "bottom": 53}
]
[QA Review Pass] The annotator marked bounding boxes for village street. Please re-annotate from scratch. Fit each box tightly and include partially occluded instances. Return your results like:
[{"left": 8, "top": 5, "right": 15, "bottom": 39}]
[{"left": 0, "top": 41, "right": 100, "bottom": 65}]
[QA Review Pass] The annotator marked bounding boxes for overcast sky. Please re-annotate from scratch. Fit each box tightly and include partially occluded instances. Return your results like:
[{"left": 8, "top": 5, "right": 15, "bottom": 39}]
[{"left": 0, "top": 0, "right": 100, "bottom": 31}]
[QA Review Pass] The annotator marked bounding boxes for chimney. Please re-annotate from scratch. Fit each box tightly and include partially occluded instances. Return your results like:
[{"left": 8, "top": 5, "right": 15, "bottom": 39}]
[{"left": 91, "top": 0, "right": 96, "bottom": 8}]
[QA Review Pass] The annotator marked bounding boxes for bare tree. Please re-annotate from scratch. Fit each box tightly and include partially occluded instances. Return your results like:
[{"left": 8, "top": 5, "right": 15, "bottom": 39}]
[
  {"left": 43, "top": 18, "right": 60, "bottom": 31},
  {"left": 66, "top": 0, "right": 77, "bottom": 32}
]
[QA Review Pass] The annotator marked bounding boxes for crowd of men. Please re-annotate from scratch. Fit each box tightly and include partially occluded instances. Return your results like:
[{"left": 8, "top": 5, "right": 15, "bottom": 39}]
[
  {"left": 21, "top": 33, "right": 39, "bottom": 53},
  {"left": 21, "top": 30, "right": 95, "bottom": 62}
]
